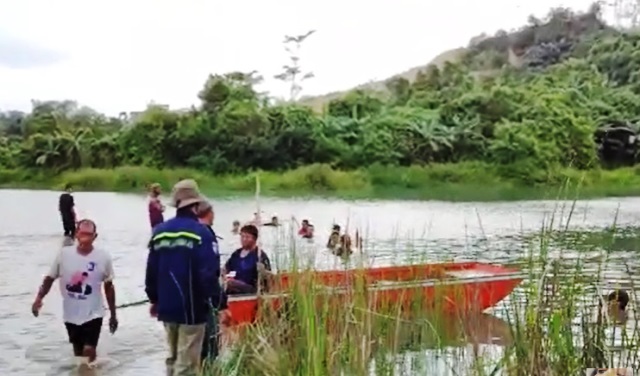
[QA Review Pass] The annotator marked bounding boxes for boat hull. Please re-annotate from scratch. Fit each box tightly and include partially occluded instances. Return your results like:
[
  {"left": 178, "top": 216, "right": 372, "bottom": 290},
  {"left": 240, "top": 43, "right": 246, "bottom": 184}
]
[{"left": 226, "top": 262, "right": 524, "bottom": 326}]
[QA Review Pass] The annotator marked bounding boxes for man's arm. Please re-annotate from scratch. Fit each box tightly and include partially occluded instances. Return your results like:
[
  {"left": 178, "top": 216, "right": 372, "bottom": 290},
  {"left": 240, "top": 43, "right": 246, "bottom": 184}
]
[
  {"left": 222, "top": 251, "right": 238, "bottom": 276},
  {"left": 33, "top": 252, "right": 61, "bottom": 316},
  {"left": 36, "top": 277, "right": 56, "bottom": 301},
  {"left": 103, "top": 254, "right": 116, "bottom": 317},
  {"left": 144, "top": 241, "right": 159, "bottom": 304}
]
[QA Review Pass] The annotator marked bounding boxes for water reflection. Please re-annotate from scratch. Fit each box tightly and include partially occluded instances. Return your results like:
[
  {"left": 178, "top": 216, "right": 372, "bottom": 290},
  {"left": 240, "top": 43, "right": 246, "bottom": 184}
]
[
  {"left": 371, "top": 313, "right": 511, "bottom": 375},
  {"left": 392, "top": 313, "right": 512, "bottom": 350}
]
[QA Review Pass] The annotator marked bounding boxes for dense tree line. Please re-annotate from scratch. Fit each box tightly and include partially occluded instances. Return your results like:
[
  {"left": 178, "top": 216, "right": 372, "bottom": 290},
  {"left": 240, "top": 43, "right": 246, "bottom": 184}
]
[{"left": 1, "top": 7, "right": 640, "bottom": 184}]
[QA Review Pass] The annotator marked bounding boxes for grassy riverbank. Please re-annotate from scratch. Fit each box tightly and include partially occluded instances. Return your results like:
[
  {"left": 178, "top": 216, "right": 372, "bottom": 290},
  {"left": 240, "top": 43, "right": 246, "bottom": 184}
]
[
  {"left": 2, "top": 163, "right": 640, "bottom": 201},
  {"left": 201, "top": 220, "right": 640, "bottom": 376}
]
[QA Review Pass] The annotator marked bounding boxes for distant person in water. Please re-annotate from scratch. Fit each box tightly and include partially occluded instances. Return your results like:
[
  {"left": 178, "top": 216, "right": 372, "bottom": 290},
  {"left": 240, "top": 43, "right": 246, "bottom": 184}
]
[
  {"left": 59, "top": 184, "right": 77, "bottom": 238},
  {"left": 263, "top": 215, "right": 279, "bottom": 227},
  {"left": 224, "top": 225, "right": 272, "bottom": 295},
  {"left": 148, "top": 183, "right": 165, "bottom": 229},
  {"left": 298, "top": 219, "right": 314, "bottom": 239},
  {"left": 327, "top": 225, "right": 341, "bottom": 249},
  {"left": 231, "top": 220, "right": 241, "bottom": 235},
  {"left": 604, "top": 289, "right": 630, "bottom": 324},
  {"left": 327, "top": 225, "right": 353, "bottom": 256}
]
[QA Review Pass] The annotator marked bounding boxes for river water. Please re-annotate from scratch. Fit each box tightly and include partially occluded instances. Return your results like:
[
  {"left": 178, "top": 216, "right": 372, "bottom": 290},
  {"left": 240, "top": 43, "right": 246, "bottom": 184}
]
[{"left": 1, "top": 189, "right": 639, "bottom": 375}]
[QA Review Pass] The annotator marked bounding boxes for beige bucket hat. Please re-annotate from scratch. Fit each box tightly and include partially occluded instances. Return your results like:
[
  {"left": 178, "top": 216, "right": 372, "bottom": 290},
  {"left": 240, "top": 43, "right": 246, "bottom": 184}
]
[{"left": 170, "top": 179, "right": 207, "bottom": 209}]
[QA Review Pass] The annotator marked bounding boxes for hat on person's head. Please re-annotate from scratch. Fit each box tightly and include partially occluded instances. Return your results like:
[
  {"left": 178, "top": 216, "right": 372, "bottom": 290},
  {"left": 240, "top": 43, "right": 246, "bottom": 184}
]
[
  {"left": 171, "top": 179, "right": 207, "bottom": 209},
  {"left": 149, "top": 182, "right": 161, "bottom": 190}
]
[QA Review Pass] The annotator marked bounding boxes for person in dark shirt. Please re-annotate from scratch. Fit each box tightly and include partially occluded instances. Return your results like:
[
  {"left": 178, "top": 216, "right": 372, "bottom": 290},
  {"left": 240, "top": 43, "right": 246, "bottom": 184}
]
[
  {"left": 59, "top": 184, "right": 76, "bottom": 238},
  {"left": 145, "top": 179, "right": 227, "bottom": 375},
  {"left": 196, "top": 200, "right": 230, "bottom": 363},
  {"left": 263, "top": 215, "right": 279, "bottom": 227},
  {"left": 224, "top": 224, "right": 272, "bottom": 295}
]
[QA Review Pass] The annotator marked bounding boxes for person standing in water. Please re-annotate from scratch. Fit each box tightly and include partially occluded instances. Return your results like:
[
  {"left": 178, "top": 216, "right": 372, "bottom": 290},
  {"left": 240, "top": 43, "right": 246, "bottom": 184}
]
[
  {"left": 148, "top": 183, "right": 165, "bottom": 229},
  {"left": 327, "top": 224, "right": 353, "bottom": 256},
  {"left": 31, "top": 219, "right": 118, "bottom": 367},
  {"left": 145, "top": 179, "right": 227, "bottom": 376},
  {"left": 195, "top": 201, "right": 230, "bottom": 364},
  {"left": 298, "top": 219, "right": 314, "bottom": 239},
  {"left": 59, "top": 184, "right": 76, "bottom": 238}
]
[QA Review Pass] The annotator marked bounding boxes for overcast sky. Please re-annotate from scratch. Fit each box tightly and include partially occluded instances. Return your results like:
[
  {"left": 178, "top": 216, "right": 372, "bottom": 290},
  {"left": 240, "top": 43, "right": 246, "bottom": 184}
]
[{"left": 0, "top": 0, "right": 600, "bottom": 115}]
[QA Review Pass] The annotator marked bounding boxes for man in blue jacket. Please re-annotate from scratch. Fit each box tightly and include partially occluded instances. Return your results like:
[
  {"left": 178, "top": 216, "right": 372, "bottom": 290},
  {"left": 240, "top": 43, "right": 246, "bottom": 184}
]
[{"left": 145, "top": 179, "right": 227, "bottom": 376}]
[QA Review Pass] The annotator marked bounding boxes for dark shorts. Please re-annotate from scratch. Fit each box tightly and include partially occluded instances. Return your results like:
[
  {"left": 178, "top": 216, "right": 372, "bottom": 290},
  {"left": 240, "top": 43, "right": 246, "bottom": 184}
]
[{"left": 64, "top": 318, "right": 103, "bottom": 351}]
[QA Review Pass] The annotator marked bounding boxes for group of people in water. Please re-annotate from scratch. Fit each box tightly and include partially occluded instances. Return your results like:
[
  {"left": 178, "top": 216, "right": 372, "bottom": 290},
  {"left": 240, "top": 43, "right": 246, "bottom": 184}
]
[
  {"left": 44, "top": 182, "right": 631, "bottom": 375},
  {"left": 45, "top": 180, "right": 275, "bottom": 374},
  {"left": 193, "top": 194, "right": 358, "bottom": 257}
]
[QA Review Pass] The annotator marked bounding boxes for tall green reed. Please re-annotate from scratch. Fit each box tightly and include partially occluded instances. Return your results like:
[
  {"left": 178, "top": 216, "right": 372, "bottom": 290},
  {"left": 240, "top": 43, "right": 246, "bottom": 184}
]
[{"left": 204, "top": 201, "right": 640, "bottom": 376}]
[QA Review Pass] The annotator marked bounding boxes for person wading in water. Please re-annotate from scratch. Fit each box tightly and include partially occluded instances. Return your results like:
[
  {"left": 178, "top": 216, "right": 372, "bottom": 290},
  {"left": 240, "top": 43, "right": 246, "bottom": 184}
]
[
  {"left": 145, "top": 179, "right": 227, "bottom": 376},
  {"left": 298, "top": 219, "right": 314, "bottom": 239},
  {"left": 327, "top": 224, "right": 353, "bottom": 256},
  {"left": 59, "top": 184, "right": 77, "bottom": 238},
  {"left": 231, "top": 220, "right": 241, "bottom": 235},
  {"left": 224, "top": 224, "right": 272, "bottom": 295},
  {"left": 263, "top": 214, "right": 279, "bottom": 227},
  {"left": 148, "top": 183, "right": 165, "bottom": 229},
  {"left": 31, "top": 219, "right": 118, "bottom": 368},
  {"left": 603, "top": 289, "right": 630, "bottom": 324},
  {"left": 195, "top": 201, "right": 231, "bottom": 364}
]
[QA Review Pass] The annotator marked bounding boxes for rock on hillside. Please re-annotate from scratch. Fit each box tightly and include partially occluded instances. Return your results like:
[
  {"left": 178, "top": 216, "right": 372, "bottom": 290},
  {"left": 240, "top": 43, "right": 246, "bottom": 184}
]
[
  {"left": 300, "top": 6, "right": 610, "bottom": 111},
  {"left": 467, "top": 6, "right": 609, "bottom": 70}
]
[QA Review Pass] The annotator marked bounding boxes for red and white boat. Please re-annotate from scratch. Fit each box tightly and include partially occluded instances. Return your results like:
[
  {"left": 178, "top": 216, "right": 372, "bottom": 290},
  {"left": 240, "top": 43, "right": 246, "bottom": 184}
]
[{"left": 226, "top": 262, "right": 525, "bottom": 326}]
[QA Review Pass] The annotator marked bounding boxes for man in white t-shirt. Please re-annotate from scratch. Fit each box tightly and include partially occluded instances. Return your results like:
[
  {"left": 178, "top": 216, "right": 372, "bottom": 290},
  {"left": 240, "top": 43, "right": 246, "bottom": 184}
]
[{"left": 31, "top": 219, "right": 118, "bottom": 365}]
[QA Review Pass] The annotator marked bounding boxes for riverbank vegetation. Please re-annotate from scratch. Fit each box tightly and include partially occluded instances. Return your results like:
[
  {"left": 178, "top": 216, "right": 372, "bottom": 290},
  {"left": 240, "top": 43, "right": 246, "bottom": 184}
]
[
  {"left": 4, "top": 163, "right": 640, "bottom": 201},
  {"left": 200, "top": 218, "right": 639, "bottom": 375},
  {"left": 2, "top": 6, "right": 640, "bottom": 200}
]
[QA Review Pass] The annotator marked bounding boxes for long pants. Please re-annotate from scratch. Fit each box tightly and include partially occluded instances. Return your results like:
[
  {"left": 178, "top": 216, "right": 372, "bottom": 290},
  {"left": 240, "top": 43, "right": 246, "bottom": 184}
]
[
  {"left": 61, "top": 214, "right": 75, "bottom": 237},
  {"left": 163, "top": 322, "right": 206, "bottom": 376}
]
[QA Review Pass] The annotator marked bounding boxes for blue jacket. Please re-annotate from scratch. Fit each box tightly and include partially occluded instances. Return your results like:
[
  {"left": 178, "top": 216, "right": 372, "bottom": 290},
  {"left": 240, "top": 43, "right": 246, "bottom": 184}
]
[{"left": 145, "top": 211, "right": 227, "bottom": 325}]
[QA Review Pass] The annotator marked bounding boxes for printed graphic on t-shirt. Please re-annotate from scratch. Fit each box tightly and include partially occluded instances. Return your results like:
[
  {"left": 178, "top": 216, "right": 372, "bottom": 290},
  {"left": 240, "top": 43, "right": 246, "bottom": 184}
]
[{"left": 65, "top": 262, "right": 97, "bottom": 300}]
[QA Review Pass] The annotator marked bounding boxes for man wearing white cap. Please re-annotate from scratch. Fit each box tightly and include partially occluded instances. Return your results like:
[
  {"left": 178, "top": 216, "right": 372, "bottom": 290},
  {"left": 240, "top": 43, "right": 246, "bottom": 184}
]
[{"left": 145, "top": 179, "right": 227, "bottom": 376}]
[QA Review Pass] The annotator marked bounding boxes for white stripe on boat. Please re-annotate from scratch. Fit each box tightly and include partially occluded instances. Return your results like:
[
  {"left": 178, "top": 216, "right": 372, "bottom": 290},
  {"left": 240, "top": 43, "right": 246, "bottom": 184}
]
[{"left": 228, "top": 271, "right": 527, "bottom": 303}]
